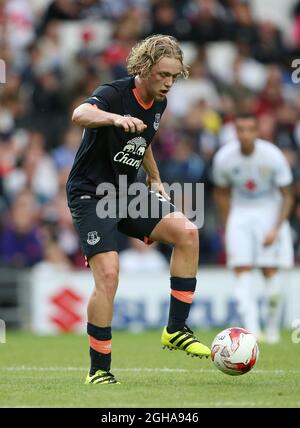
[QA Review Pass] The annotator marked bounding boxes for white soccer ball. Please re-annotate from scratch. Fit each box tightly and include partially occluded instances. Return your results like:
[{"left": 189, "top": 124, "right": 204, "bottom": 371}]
[{"left": 211, "top": 327, "right": 259, "bottom": 376}]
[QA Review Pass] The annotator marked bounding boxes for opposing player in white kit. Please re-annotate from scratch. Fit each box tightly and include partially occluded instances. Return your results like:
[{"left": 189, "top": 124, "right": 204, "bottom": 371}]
[{"left": 213, "top": 114, "right": 294, "bottom": 343}]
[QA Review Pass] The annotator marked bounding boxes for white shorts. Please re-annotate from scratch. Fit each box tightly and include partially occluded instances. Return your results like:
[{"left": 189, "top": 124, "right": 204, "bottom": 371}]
[{"left": 225, "top": 209, "right": 294, "bottom": 268}]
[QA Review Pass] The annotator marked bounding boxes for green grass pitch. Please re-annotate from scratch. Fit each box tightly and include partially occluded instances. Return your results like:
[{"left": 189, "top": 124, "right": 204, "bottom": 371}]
[{"left": 0, "top": 330, "right": 299, "bottom": 408}]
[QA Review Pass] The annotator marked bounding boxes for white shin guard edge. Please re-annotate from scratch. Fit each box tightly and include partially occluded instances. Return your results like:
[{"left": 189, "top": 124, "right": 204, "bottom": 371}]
[{"left": 234, "top": 271, "right": 260, "bottom": 337}]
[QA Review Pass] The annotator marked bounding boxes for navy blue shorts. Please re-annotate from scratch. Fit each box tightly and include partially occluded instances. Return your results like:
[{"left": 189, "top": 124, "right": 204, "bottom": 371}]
[{"left": 68, "top": 189, "right": 179, "bottom": 260}]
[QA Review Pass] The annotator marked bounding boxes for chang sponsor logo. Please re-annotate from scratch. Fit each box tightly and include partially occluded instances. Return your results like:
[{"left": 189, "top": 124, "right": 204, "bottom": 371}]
[{"left": 114, "top": 137, "right": 147, "bottom": 169}]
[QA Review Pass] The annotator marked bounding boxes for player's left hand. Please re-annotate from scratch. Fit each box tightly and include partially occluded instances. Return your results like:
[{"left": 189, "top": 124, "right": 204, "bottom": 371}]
[
  {"left": 263, "top": 229, "right": 278, "bottom": 246},
  {"left": 147, "top": 177, "right": 171, "bottom": 201}
]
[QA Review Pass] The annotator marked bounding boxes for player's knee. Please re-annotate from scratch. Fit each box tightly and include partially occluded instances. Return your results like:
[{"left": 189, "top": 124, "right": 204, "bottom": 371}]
[
  {"left": 94, "top": 267, "right": 119, "bottom": 295},
  {"left": 177, "top": 222, "right": 199, "bottom": 248},
  {"left": 102, "top": 268, "right": 119, "bottom": 285},
  {"left": 234, "top": 266, "right": 252, "bottom": 275},
  {"left": 262, "top": 267, "right": 277, "bottom": 278}
]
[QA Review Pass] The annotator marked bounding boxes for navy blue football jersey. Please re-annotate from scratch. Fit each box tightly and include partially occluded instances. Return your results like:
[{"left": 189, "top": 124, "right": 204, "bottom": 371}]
[{"left": 66, "top": 76, "right": 167, "bottom": 203}]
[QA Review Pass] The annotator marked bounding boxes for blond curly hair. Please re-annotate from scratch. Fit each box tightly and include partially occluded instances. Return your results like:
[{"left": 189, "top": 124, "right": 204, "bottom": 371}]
[{"left": 127, "top": 34, "right": 189, "bottom": 79}]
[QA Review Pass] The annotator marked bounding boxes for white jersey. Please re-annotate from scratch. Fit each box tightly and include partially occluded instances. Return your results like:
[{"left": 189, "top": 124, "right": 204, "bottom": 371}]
[
  {"left": 212, "top": 139, "right": 292, "bottom": 212},
  {"left": 212, "top": 139, "right": 294, "bottom": 268}
]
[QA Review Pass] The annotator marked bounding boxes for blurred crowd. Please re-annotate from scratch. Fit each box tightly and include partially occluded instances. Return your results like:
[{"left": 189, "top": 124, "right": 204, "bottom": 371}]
[{"left": 1, "top": 0, "right": 300, "bottom": 270}]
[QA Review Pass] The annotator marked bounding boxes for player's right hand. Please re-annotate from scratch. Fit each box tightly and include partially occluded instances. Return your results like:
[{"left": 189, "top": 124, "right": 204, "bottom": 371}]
[
  {"left": 113, "top": 116, "right": 147, "bottom": 134},
  {"left": 263, "top": 228, "right": 278, "bottom": 246}
]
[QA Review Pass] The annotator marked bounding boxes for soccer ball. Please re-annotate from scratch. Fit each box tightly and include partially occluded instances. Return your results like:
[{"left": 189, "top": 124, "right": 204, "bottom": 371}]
[{"left": 211, "top": 327, "right": 259, "bottom": 376}]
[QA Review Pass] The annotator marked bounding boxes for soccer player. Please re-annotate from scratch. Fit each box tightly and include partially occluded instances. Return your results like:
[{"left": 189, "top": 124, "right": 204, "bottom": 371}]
[
  {"left": 213, "top": 114, "right": 294, "bottom": 344},
  {"left": 67, "top": 35, "right": 210, "bottom": 385}
]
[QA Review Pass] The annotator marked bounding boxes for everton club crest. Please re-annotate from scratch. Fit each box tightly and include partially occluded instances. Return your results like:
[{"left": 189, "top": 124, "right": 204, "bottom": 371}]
[
  {"left": 87, "top": 231, "right": 100, "bottom": 245},
  {"left": 153, "top": 113, "right": 161, "bottom": 131}
]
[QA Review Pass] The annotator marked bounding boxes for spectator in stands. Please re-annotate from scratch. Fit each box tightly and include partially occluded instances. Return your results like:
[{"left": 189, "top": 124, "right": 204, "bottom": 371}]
[
  {"left": 37, "top": 20, "right": 65, "bottom": 73},
  {"left": 253, "top": 20, "right": 287, "bottom": 66},
  {"left": 161, "top": 135, "right": 206, "bottom": 185},
  {"left": 147, "top": 0, "right": 191, "bottom": 41},
  {"left": 52, "top": 126, "right": 81, "bottom": 171},
  {"left": 0, "top": 190, "right": 43, "bottom": 267},
  {"left": 0, "top": 70, "right": 26, "bottom": 126},
  {"left": 27, "top": 65, "right": 67, "bottom": 149},
  {"left": 78, "top": 0, "right": 111, "bottom": 20},
  {"left": 189, "top": 0, "right": 230, "bottom": 43},
  {"left": 182, "top": 99, "right": 222, "bottom": 162},
  {"left": 37, "top": 0, "right": 80, "bottom": 36},
  {"left": 230, "top": 0, "right": 258, "bottom": 48},
  {"left": 32, "top": 236, "right": 73, "bottom": 273},
  {"left": 3, "top": 0, "right": 35, "bottom": 54},
  {"left": 41, "top": 190, "right": 83, "bottom": 267},
  {"left": 254, "top": 65, "right": 284, "bottom": 117},
  {"left": 4, "top": 130, "right": 58, "bottom": 203},
  {"left": 168, "top": 55, "right": 220, "bottom": 118},
  {"left": 101, "top": 10, "right": 143, "bottom": 79},
  {"left": 220, "top": 53, "right": 257, "bottom": 115}
]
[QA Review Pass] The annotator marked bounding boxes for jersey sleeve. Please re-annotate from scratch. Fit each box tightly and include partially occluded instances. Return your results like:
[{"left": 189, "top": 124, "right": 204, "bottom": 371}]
[
  {"left": 273, "top": 150, "right": 293, "bottom": 187},
  {"left": 212, "top": 150, "right": 230, "bottom": 187},
  {"left": 84, "top": 85, "right": 118, "bottom": 112}
]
